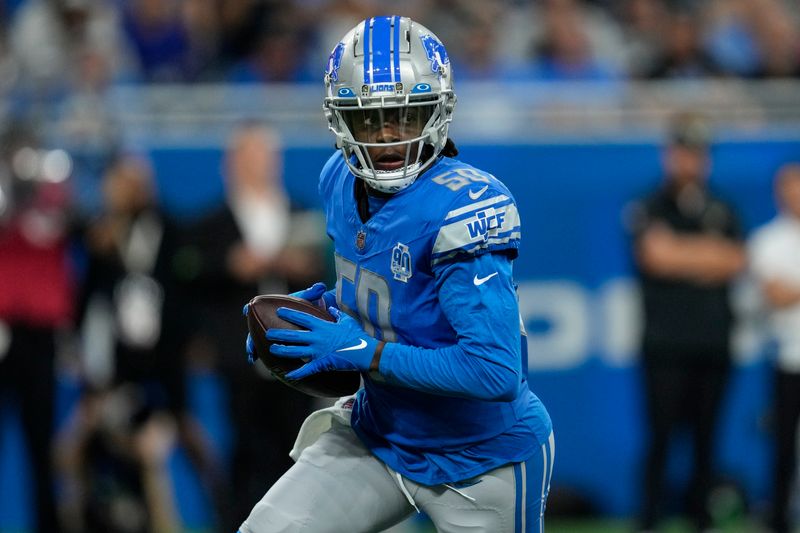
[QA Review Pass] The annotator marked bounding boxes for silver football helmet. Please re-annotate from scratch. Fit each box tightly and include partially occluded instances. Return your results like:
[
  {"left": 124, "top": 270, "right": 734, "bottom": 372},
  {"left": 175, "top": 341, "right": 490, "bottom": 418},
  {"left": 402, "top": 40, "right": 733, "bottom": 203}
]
[{"left": 324, "top": 16, "right": 457, "bottom": 193}]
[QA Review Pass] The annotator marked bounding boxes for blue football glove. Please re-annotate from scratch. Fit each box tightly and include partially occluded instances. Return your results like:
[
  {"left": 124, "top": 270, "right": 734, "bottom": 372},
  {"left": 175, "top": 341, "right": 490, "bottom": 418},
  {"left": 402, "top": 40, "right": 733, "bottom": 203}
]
[
  {"left": 289, "top": 282, "right": 328, "bottom": 305},
  {"left": 241, "top": 284, "right": 334, "bottom": 366},
  {"left": 242, "top": 303, "right": 257, "bottom": 365},
  {"left": 266, "top": 306, "right": 379, "bottom": 380},
  {"left": 245, "top": 333, "right": 257, "bottom": 365}
]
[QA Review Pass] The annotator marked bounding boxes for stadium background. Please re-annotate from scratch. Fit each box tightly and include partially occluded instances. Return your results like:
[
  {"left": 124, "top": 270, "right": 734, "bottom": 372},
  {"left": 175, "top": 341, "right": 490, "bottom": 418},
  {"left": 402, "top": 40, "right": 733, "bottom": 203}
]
[{"left": 1, "top": 0, "right": 800, "bottom": 531}]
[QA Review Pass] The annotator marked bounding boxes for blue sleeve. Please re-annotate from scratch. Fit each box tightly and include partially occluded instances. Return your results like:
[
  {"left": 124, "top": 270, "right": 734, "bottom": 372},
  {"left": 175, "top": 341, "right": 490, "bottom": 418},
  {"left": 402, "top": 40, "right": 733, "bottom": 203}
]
[
  {"left": 430, "top": 175, "right": 521, "bottom": 266},
  {"left": 376, "top": 252, "right": 522, "bottom": 401},
  {"left": 318, "top": 151, "right": 343, "bottom": 200}
]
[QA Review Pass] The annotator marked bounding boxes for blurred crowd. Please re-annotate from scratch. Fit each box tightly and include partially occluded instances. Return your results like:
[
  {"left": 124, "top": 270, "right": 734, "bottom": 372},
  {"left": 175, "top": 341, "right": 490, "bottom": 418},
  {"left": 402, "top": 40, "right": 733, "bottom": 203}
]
[
  {"left": 0, "top": 118, "right": 327, "bottom": 532},
  {"left": 0, "top": 0, "right": 798, "bottom": 97}
]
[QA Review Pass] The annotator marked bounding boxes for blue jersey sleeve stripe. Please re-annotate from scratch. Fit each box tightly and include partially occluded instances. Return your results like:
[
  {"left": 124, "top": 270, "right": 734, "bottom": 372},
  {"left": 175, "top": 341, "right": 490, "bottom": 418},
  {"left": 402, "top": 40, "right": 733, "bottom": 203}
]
[
  {"left": 431, "top": 234, "right": 521, "bottom": 265},
  {"left": 445, "top": 194, "right": 510, "bottom": 220},
  {"left": 432, "top": 228, "right": 522, "bottom": 260},
  {"left": 443, "top": 197, "right": 516, "bottom": 226},
  {"left": 433, "top": 203, "right": 521, "bottom": 256}
]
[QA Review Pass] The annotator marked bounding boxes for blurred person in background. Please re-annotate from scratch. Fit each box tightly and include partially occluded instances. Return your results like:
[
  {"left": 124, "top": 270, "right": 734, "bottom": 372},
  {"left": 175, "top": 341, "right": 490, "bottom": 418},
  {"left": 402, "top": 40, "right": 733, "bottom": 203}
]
[
  {"left": 227, "top": 6, "right": 316, "bottom": 84},
  {"left": 528, "top": 0, "right": 622, "bottom": 81},
  {"left": 502, "top": 0, "right": 623, "bottom": 82},
  {"left": 180, "top": 0, "right": 221, "bottom": 80},
  {"left": 174, "top": 122, "right": 322, "bottom": 531},
  {"left": 217, "top": 0, "right": 313, "bottom": 67},
  {"left": 121, "top": 0, "right": 219, "bottom": 82},
  {"left": 121, "top": 0, "right": 189, "bottom": 82},
  {"left": 618, "top": 0, "right": 669, "bottom": 78},
  {"left": 703, "top": 0, "right": 799, "bottom": 79},
  {"left": 748, "top": 0, "right": 800, "bottom": 79},
  {"left": 75, "top": 155, "right": 185, "bottom": 427},
  {"left": 448, "top": 12, "right": 500, "bottom": 80},
  {"left": 644, "top": 6, "right": 722, "bottom": 79},
  {"left": 9, "top": 0, "right": 132, "bottom": 96},
  {"left": 420, "top": 0, "right": 505, "bottom": 80},
  {"left": 217, "top": 0, "right": 269, "bottom": 65},
  {"left": 748, "top": 163, "right": 800, "bottom": 533},
  {"left": 57, "top": 154, "right": 192, "bottom": 532},
  {"left": 702, "top": 0, "right": 762, "bottom": 78},
  {"left": 56, "top": 42, "right": 122, "bottom": 219},
  {"left": 0, "top": 123, "right": 75, "bottom": 533},
  {"left": 628, "top": 112, "right": 746, "bottom": 532},
  {"left": 55, "top": 385, "right": 182, "bottom": 533},
  {"left": 0, "top": 7, "right": 20, "bottom": 99}
]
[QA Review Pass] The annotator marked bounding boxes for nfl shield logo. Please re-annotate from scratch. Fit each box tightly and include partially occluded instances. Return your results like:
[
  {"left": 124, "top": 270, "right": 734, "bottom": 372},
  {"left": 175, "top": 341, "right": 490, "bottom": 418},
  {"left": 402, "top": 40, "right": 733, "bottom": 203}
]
[
  {"left": 356, "top": 230, "right": 366, "bottom": 250},
  {"left": 391, "top": 243, "right": 412, "bottom": 282}
]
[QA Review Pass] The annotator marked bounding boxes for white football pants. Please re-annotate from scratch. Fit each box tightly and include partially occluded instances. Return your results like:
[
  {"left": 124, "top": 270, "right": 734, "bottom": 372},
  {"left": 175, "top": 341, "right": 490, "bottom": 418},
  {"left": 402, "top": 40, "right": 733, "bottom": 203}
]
[{"left": 239, "top": 409, "right": 554, "bottom": 533}]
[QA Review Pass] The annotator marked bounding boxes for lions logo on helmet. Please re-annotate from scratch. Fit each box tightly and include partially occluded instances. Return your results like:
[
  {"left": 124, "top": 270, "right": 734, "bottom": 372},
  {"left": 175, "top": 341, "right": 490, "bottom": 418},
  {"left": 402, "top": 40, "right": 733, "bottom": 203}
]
[
  {"left": 326, "top": 41, "right": 345, "bottom": 82},
  {"left": 419, "top": 34, "right": 450, "bottom": 75},
  {"left": 323, "top": 16, "right": 457, "bottom": 194}
]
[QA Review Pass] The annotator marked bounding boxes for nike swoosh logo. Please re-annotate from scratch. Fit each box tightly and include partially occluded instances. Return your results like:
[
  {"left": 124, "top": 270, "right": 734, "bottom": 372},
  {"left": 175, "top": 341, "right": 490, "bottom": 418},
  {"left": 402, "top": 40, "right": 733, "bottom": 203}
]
[
  {"left": 468, "top": 185, "right": 489, "bottom": 200},
  {"left": 337, "top": 339, "right": 367, "bottom": 352},
  {"left": 473, "top": 272, "right": 498, "bottom": 286}
]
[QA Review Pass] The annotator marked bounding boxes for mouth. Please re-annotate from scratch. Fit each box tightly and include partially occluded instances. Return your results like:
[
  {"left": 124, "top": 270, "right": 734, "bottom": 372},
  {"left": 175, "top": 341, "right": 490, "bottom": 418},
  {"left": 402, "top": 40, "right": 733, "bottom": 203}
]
[{"left": 374, "top": 152, "right": 406, "bottom": 171}]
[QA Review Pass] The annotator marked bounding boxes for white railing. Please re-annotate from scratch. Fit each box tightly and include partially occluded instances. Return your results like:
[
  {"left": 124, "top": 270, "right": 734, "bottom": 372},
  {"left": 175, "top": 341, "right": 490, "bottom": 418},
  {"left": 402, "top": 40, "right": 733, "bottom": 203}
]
[{"left": 13, "top": 80, "right": 800, "bottom": 148}]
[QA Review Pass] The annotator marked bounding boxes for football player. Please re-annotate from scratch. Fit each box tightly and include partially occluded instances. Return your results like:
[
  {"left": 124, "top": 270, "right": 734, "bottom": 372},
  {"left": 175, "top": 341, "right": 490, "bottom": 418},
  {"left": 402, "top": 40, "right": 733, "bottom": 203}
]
[{"left": 241, "top": 16, "right": 554, "bottom": 532}]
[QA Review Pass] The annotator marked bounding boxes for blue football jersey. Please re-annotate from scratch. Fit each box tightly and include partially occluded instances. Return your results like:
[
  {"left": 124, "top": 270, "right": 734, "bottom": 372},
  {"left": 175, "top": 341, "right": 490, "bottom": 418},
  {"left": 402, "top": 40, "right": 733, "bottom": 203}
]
[{"left": 319, "top": 153, "right": 552, "bottom": 485}]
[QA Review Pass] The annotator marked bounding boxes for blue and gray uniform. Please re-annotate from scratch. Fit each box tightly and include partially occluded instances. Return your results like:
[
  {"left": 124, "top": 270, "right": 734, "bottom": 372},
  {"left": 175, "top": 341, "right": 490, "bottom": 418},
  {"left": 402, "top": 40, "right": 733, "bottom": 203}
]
[
  {"left": 319, "top": 152, "right": 552, "bottom": 484},
  {"left": 241, "top": 154, "right": 554, "bottom": 533}
]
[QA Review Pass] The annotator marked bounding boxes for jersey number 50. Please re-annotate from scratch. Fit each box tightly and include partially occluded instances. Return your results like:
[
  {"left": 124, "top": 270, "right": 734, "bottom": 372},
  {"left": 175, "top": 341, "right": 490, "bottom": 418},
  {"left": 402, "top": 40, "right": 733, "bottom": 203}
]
[{"left": 335, "top": 254, "right": 397, "bottom": 342}]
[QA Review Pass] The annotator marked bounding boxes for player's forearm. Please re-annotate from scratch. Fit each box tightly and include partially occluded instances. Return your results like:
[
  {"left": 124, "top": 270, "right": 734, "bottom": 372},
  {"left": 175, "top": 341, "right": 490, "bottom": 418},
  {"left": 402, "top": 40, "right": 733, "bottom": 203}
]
[{"left": 377, "top": 341, "right": 519, "bottom": 401}]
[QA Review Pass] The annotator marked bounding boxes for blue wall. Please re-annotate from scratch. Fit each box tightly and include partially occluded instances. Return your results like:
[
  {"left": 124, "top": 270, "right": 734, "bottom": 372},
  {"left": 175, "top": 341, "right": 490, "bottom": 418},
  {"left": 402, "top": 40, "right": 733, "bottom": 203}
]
[{"left": 2, "top": 139, "right": 798, "bottom": 528}]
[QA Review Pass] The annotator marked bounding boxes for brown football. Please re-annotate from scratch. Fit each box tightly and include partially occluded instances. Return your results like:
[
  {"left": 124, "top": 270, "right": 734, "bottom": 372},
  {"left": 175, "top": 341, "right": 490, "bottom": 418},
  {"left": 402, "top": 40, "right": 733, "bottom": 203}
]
[{"left": 246, "top": 294, "right": 361, "bottom": 398}]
